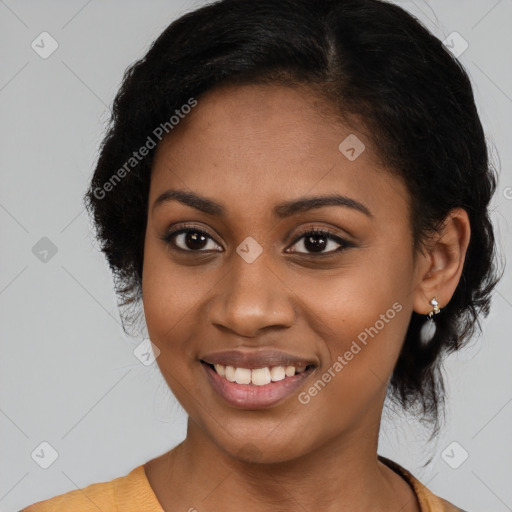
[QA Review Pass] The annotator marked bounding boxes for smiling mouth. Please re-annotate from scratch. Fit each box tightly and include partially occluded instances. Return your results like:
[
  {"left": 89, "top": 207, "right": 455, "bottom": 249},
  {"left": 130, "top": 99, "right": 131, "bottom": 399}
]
[{"left": 200, "top": 360, "right": 316, "bottom": 386}]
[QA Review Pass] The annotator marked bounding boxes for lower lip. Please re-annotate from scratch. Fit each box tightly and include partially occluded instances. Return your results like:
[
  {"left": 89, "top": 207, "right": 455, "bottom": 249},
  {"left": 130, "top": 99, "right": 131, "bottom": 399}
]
[{"left": 202, "top": 363, "right": 315, "bottom": 409}]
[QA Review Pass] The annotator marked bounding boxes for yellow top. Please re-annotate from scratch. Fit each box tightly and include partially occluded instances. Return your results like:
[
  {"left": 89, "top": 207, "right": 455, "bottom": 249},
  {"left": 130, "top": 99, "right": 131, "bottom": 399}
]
[{"left": 21, "top": 456, "right": 466, "bottom": 511}]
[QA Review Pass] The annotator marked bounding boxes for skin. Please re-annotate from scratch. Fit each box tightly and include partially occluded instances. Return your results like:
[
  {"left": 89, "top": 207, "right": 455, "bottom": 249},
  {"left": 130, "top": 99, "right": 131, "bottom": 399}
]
[{"left": 141, "top": 83, "right": 471, "bottom": 512}]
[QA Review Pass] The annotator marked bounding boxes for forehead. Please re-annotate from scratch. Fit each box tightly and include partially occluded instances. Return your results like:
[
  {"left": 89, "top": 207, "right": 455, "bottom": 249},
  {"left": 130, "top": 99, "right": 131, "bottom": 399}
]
[{"left": 149, "top": 83, "right": 410, "bottom": 221}]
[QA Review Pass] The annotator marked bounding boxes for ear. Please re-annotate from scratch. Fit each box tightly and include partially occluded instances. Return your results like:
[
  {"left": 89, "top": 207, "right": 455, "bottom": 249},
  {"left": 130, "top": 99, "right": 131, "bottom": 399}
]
[{"left": 413, "top": 208, "right": 471, "bottom": 315}]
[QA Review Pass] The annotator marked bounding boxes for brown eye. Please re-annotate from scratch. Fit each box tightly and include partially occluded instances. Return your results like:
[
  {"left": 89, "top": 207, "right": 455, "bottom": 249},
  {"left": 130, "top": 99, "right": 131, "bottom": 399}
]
[
  {"left": 287, "top": 229, "right": 352, "bottom": 256},
  {"left": 163, "top": 228, "right": 222, "bottom": 252},
  {"left": 161, "top": 226, "right": 353, "bottom": 257}
]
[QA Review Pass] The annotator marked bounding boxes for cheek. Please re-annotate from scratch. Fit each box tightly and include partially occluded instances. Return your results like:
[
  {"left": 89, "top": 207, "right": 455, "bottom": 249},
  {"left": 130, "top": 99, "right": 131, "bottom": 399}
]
[
  {"left": 141, "top": 237, "right": 204, "bottom": 360},
  {"left": 292, "top": 293, "right": 410, "bottom": 438},
  {"left": 294, "top": 245, "right": 414, "bottom": 399},
  {"left": 141, "top": 247, "right": 208, "bottom": 410}
]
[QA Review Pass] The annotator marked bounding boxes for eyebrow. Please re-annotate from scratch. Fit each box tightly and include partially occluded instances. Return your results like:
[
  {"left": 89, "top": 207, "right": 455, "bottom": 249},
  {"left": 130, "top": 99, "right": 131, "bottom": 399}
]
[{"left": 152, "top": 189, "right": 373, "bottom": 218}]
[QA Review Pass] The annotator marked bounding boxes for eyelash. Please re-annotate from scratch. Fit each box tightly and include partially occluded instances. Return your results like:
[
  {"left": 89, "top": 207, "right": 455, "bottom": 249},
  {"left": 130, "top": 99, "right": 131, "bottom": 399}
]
[{"left": 161, "top": 225, "right": 354, "bottom": 258}]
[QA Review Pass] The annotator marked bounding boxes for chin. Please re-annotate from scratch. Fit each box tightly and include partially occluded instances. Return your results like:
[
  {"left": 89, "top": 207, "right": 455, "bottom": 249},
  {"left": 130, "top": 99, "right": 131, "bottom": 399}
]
[{"left": 205, "top": 422, "right": 317, "bottom": 465}]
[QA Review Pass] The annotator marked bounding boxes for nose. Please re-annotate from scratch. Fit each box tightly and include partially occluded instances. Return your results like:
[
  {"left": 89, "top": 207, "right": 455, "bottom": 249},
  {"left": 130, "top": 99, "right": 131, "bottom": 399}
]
[{"left": 207, "top": 250, "right": 296, "bottom": 338}]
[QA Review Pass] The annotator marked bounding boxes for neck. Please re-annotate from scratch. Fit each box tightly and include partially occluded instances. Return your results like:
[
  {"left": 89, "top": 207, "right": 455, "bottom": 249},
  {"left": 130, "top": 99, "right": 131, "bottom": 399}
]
[{"left": 147, "top": 417, "right": 419, "bottom": 512}]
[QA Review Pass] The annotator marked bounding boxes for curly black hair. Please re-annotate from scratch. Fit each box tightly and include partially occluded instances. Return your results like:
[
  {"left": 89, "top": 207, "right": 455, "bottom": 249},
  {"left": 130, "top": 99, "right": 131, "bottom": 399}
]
[{"left": 84, "top": 0, "right": 502, "bottom": 434}]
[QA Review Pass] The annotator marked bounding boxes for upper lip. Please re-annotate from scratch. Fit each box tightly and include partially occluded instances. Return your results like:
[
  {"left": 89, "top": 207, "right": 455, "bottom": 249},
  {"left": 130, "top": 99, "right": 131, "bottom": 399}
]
[{"left": 200, "top": 349, "right": 317, "bottom": 369}]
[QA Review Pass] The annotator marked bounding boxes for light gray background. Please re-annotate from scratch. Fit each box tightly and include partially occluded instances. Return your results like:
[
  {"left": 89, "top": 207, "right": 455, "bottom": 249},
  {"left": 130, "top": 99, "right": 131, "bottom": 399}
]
[{"left": 1, "top": 1, "right": 511, "bottom": 511}]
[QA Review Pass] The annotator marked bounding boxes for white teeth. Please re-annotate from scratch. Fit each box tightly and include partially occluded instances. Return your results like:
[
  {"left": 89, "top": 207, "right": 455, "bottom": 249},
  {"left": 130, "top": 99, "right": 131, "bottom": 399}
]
[
  {"left": 225, "top": 366, "right": 236, "bottom": 382},
  {"left": 270, "top": 366, "right": 286, "bottom": 381},
  {"left": 234, "top": 367, "right": 252, "bottom": 384},
  {"left": 251, "top": 367, "right": 271, "bottom": 386},
  {"left": 209, "top": 362, "right": 309, "bottom": 385},
  {"left": 285, "top": 366, "right": 296, "bottom": 377},
  {"left": 214, "top": 363, "right": 225, "bottom": 377}
]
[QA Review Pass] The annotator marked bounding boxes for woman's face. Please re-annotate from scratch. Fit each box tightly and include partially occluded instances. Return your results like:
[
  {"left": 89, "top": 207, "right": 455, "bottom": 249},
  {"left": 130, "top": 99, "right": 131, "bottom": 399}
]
[{"left": 142, "top": 83, "right": 426, "bottom": 463}]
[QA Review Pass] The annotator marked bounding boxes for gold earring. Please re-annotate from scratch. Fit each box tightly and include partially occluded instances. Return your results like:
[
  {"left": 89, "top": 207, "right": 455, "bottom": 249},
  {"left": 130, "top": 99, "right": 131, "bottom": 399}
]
[{"left": 427, "top": 297, "right": 441, "bottom": 318}]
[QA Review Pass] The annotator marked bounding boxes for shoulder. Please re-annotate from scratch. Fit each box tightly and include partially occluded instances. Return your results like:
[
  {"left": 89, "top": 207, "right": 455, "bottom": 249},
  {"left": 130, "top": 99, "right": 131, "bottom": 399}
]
[
  {"left": 20, "top": 465, "right": 162, "bottom": 512},
  {"left": 20, "top": 477, "right": 116, "bottom": 512},
  {"left": 378, "top": 455, "right": 469, "bottom": 512},
  {"left": 438, "top": 496, "right": 470, "bottom": 512}
]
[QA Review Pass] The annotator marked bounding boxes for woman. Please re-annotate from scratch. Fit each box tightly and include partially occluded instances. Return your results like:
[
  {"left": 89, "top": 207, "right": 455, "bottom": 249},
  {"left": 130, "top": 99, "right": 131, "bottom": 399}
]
[{"left": 22, "top": 0, "right": 501, "bottom": 510}]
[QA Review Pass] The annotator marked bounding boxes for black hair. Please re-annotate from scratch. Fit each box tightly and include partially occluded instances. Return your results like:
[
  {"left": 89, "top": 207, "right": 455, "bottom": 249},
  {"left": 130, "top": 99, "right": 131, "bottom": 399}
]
[{"left": 84, "top": 0, "right": 502, "bottom": 435}]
